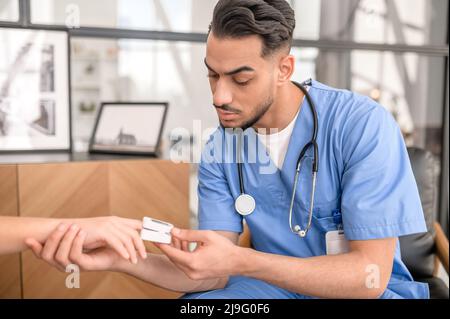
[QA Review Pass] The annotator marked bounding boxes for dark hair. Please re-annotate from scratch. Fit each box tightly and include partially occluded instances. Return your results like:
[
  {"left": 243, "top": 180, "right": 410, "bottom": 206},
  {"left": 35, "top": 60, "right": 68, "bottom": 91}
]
[{"left": 209, "top": 0, "right": 296, "bottom": 57}]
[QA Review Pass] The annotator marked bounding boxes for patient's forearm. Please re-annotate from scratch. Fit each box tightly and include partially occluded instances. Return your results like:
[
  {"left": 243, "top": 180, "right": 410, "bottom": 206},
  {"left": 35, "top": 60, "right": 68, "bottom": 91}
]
[
  {"left": 0, "top": 217, "right": 63, "bottom": 255},
  {"left": 114, "top": 252, "right": 227, "bottom": 293},
  {"left": 0, "top": 216, "right": 88, "bottom": 255}
]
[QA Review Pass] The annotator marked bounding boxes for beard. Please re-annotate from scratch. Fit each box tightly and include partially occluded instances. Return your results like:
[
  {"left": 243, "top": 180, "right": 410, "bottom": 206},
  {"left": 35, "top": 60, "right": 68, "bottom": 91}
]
[{"left": 218, "top": 94, "right": 274, "bottom": 131}]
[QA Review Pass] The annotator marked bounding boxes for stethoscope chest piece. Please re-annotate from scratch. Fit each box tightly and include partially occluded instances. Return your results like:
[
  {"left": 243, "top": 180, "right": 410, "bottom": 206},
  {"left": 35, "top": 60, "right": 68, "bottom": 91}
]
[{"left": 235, "top": 193, "right": 256, "bottom": 216}]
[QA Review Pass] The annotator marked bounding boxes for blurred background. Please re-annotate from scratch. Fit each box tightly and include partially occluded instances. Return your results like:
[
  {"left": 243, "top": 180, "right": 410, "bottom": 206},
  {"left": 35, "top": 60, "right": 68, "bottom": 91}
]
[
  {"left": 0, "top": 0, "right": 448, "bottom": 231},
  {"left": 1, "top": 0, "right": 448, "bottom": 231}
]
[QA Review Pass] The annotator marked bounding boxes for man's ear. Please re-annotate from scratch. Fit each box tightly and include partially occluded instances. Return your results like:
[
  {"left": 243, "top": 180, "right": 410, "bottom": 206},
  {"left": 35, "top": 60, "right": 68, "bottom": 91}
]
[{"left": 276, "top": 54, "right": 295, "bottom": 86}]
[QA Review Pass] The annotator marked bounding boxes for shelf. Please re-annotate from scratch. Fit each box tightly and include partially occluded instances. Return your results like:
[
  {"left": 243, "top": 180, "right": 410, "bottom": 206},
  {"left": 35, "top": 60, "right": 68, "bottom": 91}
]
[{"left": 0, "top": 151, "right": 163, "bottom": 165}]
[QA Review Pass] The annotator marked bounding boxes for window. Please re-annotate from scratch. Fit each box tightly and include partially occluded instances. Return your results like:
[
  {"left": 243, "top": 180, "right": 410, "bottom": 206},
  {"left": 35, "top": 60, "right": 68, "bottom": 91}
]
[
  {"left": 70, "top": 37, "right": 212, "bottom": 151},
  {"left": 32, "top": 0, "right": 448, "bottom": 46},
  {"left": 291, "top": 47, "right": 445, "bottom": 160},
  {"left": 290, "top": 0, "right": 448, "bottom": 45},
  {"left": 350, "top": 51, "right": 445, "bottom": 158},
  {"left": 31, "top": 0, "right": 216, "bottom": 33},
  {"left": 291, "top": 47, "right": 320, "bottom": 82},
  {"left": 0, "top": 0, "right": 19, "bottom": 22}
]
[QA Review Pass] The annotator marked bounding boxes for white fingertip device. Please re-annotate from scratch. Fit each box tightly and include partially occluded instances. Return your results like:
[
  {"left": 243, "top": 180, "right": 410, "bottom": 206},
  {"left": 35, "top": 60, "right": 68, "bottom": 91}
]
[{"left": 140, "top": 217, "right": 173, "bottom": 244}]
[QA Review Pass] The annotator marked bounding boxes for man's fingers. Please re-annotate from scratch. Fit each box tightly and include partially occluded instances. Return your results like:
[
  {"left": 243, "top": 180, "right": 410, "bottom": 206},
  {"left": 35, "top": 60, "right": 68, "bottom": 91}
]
[
  {"left": 171, "top": 228, "right": 211, "bottom": 243},
  {"left": 25, "top": 238, "right": 43, "bottom": 258},
  {"left": 69, "top": 230, "right": 91, "bottom": 268},
  {"left": 54, "top": 225, "right": 81, "bottom": 268},
  {"left": 40, "top": 223, "right": 69, "bottom": 263},
  {"left": 154, "top": 244, "right": 191, "bottom": 275},
  {"left": 158, "top": 243, "right": 192, "bottom": 267}
]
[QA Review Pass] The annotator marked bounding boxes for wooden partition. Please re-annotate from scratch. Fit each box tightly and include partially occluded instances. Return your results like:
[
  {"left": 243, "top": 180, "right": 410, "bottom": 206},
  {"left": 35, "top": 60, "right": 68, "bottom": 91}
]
[
  {"left": 0, "top": 159, "right": 189, "bottom": 298},
  {"left": 0, "top": 165, "right": 21, "bottom": 298}
]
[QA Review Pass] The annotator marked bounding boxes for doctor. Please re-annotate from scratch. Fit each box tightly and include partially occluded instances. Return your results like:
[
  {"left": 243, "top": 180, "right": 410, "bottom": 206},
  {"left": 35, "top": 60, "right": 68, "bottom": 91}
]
[{"left": 31, "top": 0, "right": 429, "bottom": 299}]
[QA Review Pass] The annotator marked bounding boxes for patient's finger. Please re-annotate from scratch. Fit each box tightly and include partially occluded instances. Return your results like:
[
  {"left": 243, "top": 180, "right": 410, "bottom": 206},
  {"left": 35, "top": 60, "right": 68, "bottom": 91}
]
[
  {"left": 25, "top": 238, "right": 43, "bottom": 258},
  {"left": 101, "top": 229, "right": 130, "bottom": 261},
  {"left": 117, "top": 224, "right": 147, "bottom": 260},
  {"left": 117, "top": 217, "right": 142, "bottom": 230},
  {"left": 111, "top": 226, "right": 137, "bottom": 264},
  {"left": 55, "top": 225, "right": 81, "bottom": 268}
]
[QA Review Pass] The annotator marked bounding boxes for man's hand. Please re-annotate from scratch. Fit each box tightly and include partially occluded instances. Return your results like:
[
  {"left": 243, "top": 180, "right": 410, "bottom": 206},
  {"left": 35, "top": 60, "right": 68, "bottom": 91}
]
[
  {"left": 25, "top": 216, "right": 147, "bottom": 267},
  {"left": 27, "top": 224, "right": 126, "bottom": 272},
  {"left": 156, "top": 228, "right": 242, "bottom": 281}
]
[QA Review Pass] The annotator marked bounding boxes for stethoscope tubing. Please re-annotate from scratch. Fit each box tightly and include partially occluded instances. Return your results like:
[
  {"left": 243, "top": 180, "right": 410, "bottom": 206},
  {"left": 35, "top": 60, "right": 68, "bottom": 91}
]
[{"left": 236, "top": 80, "right": 319, "bottom": 237}]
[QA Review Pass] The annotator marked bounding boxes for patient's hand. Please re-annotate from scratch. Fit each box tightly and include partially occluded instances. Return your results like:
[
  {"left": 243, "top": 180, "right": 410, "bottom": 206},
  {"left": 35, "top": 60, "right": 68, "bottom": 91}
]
[
  {"left": 25, "top": 216, "right": 147, "bottom": 269},
  {"left": 28, "top": 224, "right": 126, "bottom": 272}
]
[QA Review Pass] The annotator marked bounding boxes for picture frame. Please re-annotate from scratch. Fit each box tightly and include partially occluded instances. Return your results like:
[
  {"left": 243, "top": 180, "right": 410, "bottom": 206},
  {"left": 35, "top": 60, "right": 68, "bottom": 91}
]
[
  {"left": 0, "top": 26, "right": 71, "bottom": 153},
  {"left": 88, "top": 102, "right": 168, "bottom": 156}
]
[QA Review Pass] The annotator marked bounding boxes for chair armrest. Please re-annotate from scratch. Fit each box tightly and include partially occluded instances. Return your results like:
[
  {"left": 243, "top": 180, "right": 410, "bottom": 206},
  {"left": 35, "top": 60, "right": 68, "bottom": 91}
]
[{"left": 434, "top": 221, "right": 449, "bottom": 275}]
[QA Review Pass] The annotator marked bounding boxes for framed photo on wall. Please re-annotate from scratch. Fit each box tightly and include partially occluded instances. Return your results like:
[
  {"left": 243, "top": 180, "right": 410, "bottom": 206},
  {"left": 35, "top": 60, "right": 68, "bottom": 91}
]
[
  {"left": 0, "top": 27, "right": 71, "bottom": 152},
  {"left": 89, "top": 102, "right": 168, "bottom": 156}
]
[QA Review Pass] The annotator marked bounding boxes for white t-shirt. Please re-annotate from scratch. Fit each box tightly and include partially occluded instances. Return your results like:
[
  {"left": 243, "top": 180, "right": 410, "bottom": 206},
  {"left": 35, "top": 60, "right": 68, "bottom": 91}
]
[{"left": 256, "top": 90, "right": 307, "bottom": 169}]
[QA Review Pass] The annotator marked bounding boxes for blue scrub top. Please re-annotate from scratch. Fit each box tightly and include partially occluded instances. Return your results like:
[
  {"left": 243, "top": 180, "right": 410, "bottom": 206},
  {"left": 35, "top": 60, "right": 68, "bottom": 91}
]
[{"left": 196, "top": 80, "right": 429, "bottom": 299}]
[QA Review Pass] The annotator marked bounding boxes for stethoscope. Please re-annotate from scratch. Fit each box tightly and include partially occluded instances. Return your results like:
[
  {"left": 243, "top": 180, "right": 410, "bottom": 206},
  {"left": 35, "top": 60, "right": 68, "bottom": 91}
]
[{"left": 234, "top": 80, "right": 319, "bottom": 238}]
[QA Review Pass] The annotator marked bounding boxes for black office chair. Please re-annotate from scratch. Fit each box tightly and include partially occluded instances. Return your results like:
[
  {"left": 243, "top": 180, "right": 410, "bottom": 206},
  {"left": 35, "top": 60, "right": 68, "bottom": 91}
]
[{"left": 399, "top": 147, "right": 449, "bottom": 299}]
